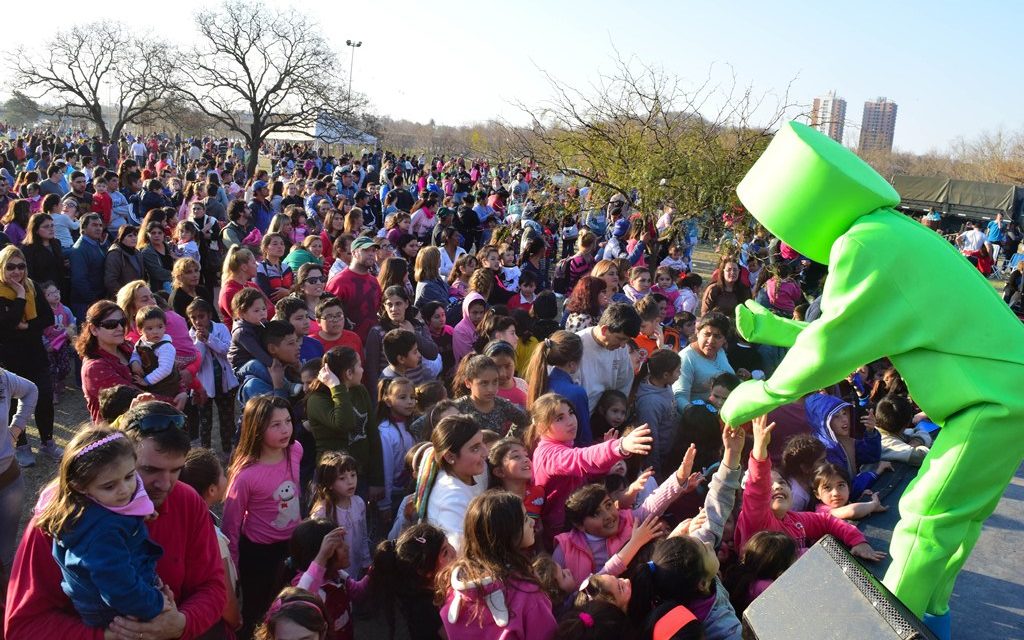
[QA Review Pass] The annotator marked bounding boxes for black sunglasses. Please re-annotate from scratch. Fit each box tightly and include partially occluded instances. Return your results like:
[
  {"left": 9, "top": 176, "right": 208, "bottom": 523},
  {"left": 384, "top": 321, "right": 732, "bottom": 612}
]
[
  {"left": 304, "top": 276, "right": 326, "bottom": 284},
  {"left": 95, "top": 316, "right": 127, "bottom": 330},
  {"left": 134, "top": 413, "right": 187, "bottom": 434}
]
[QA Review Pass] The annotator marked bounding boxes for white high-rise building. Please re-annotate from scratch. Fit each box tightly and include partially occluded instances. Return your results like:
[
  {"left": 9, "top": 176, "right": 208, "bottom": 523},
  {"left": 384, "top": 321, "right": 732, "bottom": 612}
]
[{"left": 810, "top": 91, "right": 847, "bottom": 143}]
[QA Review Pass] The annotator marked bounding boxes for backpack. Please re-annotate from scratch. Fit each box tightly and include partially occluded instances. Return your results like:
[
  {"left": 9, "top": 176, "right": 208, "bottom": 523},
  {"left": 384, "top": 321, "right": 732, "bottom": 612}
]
[{"left": 552, "top": 256, "right": 573, "bottom": 295}]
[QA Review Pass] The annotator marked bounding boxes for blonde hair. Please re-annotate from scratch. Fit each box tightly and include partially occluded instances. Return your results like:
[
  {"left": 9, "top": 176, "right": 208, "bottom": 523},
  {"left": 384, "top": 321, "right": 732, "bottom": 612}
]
[
  {"left": 414, "top": 246, "right": 441, "bottom": 282},
  {"left": 115, "top": 280, "right": 155, "bottom": 330},
  {"left": 172, "top": 257, "right": 201, "bottom": 288},
  {"left": 221, "top": 245, "right": 254, "bottom": 285}
]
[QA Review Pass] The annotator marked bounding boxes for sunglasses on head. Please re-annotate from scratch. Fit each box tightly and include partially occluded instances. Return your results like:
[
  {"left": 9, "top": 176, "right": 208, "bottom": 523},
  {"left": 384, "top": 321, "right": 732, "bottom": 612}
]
[
  {"left": 691, "top": 399, "right": 717, "bottom": 414},
  {"left": 134, "top": 412, "right": 187, "bottom": 434},
  {"left": 95, "top": 316, "right": 127, "bottom": 330}
]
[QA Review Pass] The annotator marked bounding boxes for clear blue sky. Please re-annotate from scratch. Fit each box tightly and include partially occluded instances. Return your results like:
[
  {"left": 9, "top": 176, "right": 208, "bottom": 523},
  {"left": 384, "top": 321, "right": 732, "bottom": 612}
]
[{"left": 1, "top": 0, "right": 1014, "bottom": 153}]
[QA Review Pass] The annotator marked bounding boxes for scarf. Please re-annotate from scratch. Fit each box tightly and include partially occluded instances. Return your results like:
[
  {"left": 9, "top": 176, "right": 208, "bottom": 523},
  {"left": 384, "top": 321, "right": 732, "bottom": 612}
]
[
  {"left": 91, "top": 472, "right": 156, "bottom": 517},
  {"left": 0, "top": 278, "right": 37, "bottom": 323}
]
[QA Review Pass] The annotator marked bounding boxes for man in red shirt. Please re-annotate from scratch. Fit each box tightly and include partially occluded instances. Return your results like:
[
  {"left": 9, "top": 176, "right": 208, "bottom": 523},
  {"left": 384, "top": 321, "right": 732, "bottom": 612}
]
[
  {"left": 325, "top": 235, "right": 382, "bottom": 342},
  {"left": 4, "top": 402, "right": 227, "bottom": 640}
]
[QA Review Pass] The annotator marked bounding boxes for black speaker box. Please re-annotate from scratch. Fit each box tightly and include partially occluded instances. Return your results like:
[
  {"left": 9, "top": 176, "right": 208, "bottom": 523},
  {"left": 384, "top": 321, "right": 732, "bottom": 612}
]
[{"left": 742, "top": 535, "right": 937, "bottom": 640}]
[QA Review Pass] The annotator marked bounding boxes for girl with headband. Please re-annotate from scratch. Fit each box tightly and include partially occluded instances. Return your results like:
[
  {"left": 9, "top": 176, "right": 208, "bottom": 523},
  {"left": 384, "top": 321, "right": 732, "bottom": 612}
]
[{"left": 35, "top": 426, "right": 168, "bottom": 628}]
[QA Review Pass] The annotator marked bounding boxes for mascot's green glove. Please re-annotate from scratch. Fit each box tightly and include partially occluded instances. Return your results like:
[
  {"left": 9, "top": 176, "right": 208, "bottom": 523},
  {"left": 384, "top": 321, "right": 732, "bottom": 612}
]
[{"left": 735, "top": 299, "right": 807, "bottom": 348}]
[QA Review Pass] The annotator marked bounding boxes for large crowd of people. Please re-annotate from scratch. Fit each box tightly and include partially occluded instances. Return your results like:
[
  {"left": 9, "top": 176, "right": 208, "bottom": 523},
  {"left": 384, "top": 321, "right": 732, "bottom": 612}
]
[{"left": 0, "top": 126, "right": 1017, "bottom": 640}]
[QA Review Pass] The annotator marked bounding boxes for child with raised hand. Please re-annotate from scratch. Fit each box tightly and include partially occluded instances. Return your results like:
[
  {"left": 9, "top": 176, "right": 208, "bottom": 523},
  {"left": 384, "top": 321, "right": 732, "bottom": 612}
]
[
  {"left": 369, "top": 523, "right": 455, "bottom": 640},
  {"left": 589, "top": 390, "right": 628, "bottom": 442},
  {"left": 723, "top": 530, "right": 798, "bottom": 617},
  {"left": 813, "top": 462, "right": 889, "bottom": 520},
  {"left": 439, "top": 491, "right": 558, "bottom": 640},
  {"left": 129, "top": 305, "right": 181, "bottom": 398},
  {"left": 525, "top": 330, "right": 592, "bottom": 446},
  {"left": 452, "top": 354, "right": 530, "bottom": 437},
  {"left": 36, "top": 427, "right": 169, "bottom": 628},
  {"left": 288, "top": 520, "right": 369, "bottom": 640},
  {"left": 736, "top": 413, "right": 887, "bottom": 562},
  {"left": 305, "top": 346, "right": 383, "bottom": 496},
  {"left": 222, "top": 395, "right": 304, "bottom": 636},
  {"left": 528, "top": 392, "right": 654, "bottom": 547},
  {"left": 377, "top": 377, "right": 417, "bottom": 515},
  {"left": 779, "top": 434, "right": 827, "bottom": 512},
  {"left": 552, "top": 443, "right": 703, "bottom": 585},
  {"left": 309, "top": 452, "right": 372, "bottom": 580}
]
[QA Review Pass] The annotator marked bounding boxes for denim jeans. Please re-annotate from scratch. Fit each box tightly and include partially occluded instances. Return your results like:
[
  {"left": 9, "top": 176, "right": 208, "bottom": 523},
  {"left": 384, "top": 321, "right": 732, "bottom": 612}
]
[{"left": 0, "top": 472, "right": 26, "bottom": 575}]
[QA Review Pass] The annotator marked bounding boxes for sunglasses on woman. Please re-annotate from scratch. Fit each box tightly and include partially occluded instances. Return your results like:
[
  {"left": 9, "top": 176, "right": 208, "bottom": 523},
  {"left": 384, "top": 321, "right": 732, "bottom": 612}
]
[
  {"left": 95, "top": 316, "right": 127, "bottom": 330},
  {"left": 304, "top": 276, "right": 326, "bottom": 284},
  {"left": 4, "top": 263, "right": 26, "bottom": 271}
]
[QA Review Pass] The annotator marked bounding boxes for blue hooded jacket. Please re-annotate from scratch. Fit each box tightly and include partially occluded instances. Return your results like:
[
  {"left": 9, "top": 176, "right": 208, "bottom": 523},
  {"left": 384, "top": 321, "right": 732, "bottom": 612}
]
[
  {"left": 54, "top": 502, "right": 164, "bottom": 627},
  {"left": 805, "top": 393, "right": 881, "bottom": 496}
]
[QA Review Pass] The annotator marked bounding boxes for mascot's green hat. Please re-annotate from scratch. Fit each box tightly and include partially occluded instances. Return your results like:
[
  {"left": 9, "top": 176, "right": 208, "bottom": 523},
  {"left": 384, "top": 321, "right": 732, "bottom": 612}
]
[{"left": 736, "top": 121, "right": 900, "bottom": 265}]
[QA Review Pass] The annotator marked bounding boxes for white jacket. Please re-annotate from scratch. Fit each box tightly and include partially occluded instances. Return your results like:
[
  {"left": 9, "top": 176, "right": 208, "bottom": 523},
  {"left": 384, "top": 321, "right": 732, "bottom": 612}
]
[{"left": 190, "top": 322, "right": 239, "bottom": 395}]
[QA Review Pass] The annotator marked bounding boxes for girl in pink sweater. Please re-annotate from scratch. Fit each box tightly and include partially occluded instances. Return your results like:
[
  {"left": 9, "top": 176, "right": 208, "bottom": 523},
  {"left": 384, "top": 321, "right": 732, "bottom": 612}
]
[
  {"left": 440, "top": 491, "right": 557, "bottom": 640},
  {"left": 526, "top": 393, "right": 653, "bottom": 548},
  {"left": 222, "top": 395, "right": 304, "bottom": 637},
  {"left": 735, "top": 414, "right": 887, "bottom": 561}
]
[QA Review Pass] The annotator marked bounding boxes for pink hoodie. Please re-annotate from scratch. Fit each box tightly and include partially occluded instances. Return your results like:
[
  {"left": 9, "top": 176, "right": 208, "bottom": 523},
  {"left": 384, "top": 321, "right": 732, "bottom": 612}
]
[
  {"left": 441, "top": 573, "right": 556, "bottom": 640},
  {"left": 532, "top": 436, "right": 623, "bottom": 548},
  {"left": 453, "top": 291, "right": 485, "bottom": 363}
]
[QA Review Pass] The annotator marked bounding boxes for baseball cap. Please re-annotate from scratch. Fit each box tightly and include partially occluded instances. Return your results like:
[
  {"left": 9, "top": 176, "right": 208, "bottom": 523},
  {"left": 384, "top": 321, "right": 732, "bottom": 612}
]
[
  {"left": 253, "top": 180, "right": 268, "bottom": 190},
  {"left": 351, "top": 236, "right": 378, "bottom": 251},
  {"left": 612, "top": 218, "right": 630, "bottom": 237}
]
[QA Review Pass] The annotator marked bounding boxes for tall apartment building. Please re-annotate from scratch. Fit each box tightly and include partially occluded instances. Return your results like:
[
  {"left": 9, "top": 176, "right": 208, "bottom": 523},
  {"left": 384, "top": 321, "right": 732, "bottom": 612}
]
[
  {"left": 858, "top": 97, "right": 898, "bottom": 152},
  {"left": 810, "top": 91, "right": 847, "bottom": 143}
]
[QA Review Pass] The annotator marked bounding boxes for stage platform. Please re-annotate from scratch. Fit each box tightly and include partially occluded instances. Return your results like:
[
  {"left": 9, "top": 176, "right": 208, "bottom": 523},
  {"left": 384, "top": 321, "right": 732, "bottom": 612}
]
[{"left": 858, "top": 462, "right": 1024, "bottom": 639}]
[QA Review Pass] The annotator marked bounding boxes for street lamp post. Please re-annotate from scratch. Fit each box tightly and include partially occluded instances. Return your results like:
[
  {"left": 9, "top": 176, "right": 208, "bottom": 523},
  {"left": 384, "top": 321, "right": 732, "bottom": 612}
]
[{"left": 345, "top": 40, "right": 362, "bottom": 105}]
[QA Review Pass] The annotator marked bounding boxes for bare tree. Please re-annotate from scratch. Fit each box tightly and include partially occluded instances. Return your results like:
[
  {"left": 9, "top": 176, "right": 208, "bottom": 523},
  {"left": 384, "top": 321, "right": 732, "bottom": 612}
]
[
  {"left": 175, "top": 0, "right": 360, "bottom": 176},
  {"left": 505, "top": 53, "right": 800, "bottom": 236},
  {"left": 11, "top": 22, "right": 174, "bottom": 142}
]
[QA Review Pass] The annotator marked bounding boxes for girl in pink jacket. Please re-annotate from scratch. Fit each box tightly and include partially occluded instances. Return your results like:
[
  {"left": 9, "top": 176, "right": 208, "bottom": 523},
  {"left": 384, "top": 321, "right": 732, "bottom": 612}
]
[
  {"left": 440, "top": 491, "right": 557, "bottom": 640},
  {"left": 735, "top": 414, "right": 887, "bottom": 562},
  {"left": 527, "top": 393, "right": 653, "bottom": 548}
]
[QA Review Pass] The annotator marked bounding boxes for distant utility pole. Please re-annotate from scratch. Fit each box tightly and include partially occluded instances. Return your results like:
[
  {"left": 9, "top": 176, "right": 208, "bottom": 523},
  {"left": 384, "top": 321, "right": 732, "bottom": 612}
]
[{"left": 345, "top": 40, "right": 362, "bottom": 105}]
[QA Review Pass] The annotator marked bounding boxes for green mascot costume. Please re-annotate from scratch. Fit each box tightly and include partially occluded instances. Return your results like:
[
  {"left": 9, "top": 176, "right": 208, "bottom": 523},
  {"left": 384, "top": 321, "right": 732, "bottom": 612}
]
[{"left": 720, "top": 121, "right": 1024, "bottom": 638}]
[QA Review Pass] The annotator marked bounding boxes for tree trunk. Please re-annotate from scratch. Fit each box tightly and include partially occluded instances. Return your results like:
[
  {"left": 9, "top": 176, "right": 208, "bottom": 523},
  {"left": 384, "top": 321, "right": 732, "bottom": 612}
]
[{"left": 246, "top": 127, "right": 261, "bottom": 178}]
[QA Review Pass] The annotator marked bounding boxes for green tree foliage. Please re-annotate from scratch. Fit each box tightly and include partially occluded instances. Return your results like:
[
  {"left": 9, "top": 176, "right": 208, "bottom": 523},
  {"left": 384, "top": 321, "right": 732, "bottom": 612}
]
[{"left": 3, "top": 91, "right": 41, "bottom": 127}]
